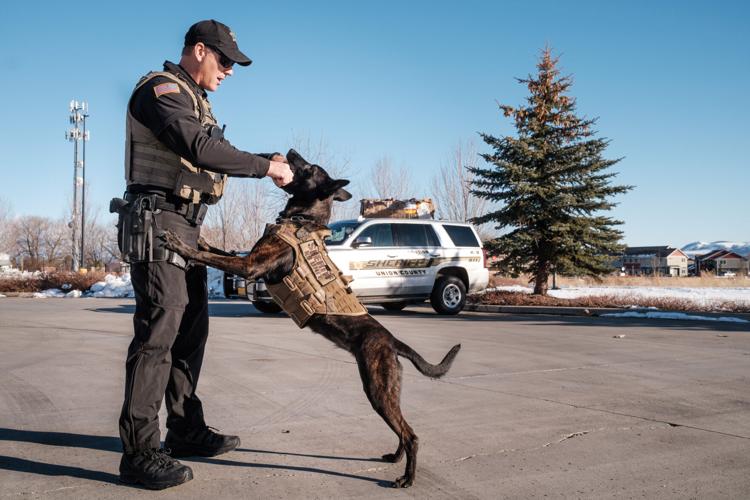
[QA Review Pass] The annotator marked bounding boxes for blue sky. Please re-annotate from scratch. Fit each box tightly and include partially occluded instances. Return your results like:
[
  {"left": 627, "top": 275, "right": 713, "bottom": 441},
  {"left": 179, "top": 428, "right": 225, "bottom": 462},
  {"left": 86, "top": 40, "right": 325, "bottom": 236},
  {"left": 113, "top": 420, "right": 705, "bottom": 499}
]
[{"left": 1, "top": 1, "right": 747, "bottom": 246}]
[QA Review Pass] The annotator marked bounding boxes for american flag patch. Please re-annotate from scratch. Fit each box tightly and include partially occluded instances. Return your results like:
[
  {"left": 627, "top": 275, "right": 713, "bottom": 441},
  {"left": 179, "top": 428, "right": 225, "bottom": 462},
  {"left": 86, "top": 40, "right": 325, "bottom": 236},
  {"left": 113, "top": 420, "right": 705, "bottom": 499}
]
[{"left": 153, "top": 82, "right": 180, "bottom": 98}]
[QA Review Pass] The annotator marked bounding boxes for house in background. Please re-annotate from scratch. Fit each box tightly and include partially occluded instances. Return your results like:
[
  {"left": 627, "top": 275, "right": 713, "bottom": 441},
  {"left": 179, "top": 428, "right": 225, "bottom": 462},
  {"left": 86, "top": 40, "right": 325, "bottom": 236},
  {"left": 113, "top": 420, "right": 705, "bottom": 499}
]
[
  {"left": 614, "top": 246, "right": 689, "bottom": 277},
  {"left": 696, "top": 249, "right": 749, "bottom": 276}
]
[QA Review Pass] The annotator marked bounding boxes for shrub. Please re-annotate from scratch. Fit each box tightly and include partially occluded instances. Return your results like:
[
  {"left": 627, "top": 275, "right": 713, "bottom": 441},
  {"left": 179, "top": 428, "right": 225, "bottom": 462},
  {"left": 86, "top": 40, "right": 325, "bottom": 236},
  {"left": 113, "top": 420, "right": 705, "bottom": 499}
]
[{"left": 0, "top": 271, "right": 107, "bottom": 293}]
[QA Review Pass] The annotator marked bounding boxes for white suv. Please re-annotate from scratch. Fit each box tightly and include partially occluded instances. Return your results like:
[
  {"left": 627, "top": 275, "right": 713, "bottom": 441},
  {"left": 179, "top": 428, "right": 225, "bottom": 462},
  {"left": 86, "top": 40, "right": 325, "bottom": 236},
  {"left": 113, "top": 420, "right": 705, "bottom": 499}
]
[{"left": 252, "top": 218, "right": 489, "bottom": 315}]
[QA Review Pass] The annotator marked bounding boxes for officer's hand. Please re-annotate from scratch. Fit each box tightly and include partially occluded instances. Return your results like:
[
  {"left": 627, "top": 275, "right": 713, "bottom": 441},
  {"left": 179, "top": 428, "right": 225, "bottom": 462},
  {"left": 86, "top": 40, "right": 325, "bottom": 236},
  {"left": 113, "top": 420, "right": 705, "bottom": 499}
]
[
  {"left": 267, "top": 161, "right": 293, "bottom": 187},
  {"left": 271, "top": 154, "right": 288, "bottom": 164}
]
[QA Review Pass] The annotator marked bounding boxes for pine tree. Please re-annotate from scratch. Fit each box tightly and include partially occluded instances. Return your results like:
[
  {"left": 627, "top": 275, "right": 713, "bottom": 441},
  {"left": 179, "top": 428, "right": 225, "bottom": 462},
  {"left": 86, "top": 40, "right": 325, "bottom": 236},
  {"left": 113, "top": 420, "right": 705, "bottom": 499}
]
[{"left": 470, "top": 48, "right": 632, "bottom": 295}]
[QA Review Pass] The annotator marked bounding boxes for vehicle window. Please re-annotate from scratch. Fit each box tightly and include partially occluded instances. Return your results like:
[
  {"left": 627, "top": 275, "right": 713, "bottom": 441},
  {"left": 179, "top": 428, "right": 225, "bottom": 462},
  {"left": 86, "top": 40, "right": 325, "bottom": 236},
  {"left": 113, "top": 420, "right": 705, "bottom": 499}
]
[
  {"left": 357, "top": 224, "right": 394, "bottom": 247},
  {"left": 442, "top": 225, "right": 480, "bottom": 247},
  {"left": 393, "top": 224, "right": 439, "bottom": 247},
  {"left": 326, "top": 220, "right": 361, "bottom": 246}
]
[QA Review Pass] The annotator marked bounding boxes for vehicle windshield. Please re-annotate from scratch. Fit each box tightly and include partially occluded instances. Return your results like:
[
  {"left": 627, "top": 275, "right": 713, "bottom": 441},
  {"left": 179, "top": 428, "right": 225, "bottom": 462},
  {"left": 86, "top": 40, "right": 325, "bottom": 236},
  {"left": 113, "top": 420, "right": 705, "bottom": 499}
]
[{"left": 326, "top": 220, "right": 361, "bottom": 245}]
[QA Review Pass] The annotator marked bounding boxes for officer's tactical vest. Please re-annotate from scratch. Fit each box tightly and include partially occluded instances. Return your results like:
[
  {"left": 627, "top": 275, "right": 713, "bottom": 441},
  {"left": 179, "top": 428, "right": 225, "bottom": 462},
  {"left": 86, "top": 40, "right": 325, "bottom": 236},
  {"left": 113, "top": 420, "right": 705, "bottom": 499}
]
[
  {"left": 265, "top": 222, "right": 368, "bottom": 328},
  {"left": 125, "top": 71, "right": 226, "bottom": 204}
]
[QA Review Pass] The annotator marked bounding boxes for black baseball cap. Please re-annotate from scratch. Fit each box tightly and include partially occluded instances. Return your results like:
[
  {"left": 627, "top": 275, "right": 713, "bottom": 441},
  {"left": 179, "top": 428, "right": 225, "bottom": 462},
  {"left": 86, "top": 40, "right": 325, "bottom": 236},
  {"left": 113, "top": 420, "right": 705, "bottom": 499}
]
[{"left": 184, "top": 20, "right": 252, "bottom": 66}]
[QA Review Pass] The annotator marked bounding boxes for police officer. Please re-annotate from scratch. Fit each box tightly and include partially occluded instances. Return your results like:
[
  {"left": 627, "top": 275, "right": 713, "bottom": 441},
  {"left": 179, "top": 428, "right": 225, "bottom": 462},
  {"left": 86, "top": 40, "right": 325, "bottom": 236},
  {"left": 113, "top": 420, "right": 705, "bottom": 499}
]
[{"left": 115, "top": 20, "right": 293, "bottom": 489}]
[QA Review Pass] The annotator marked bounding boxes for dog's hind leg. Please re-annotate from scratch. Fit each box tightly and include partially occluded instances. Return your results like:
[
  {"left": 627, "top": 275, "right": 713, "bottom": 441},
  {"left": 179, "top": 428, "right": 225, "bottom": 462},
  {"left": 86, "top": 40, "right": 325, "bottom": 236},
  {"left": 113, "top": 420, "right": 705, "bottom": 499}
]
[{"left": 356, "top": 349, "right": 418, "bottom": 488}]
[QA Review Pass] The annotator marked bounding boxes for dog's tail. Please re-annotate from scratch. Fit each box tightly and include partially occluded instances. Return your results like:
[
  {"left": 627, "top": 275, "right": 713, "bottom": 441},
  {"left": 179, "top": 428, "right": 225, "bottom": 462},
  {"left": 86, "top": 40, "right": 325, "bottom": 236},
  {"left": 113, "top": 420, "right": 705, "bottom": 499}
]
[{"left": 394, "top": 340, "right": 461, "bottom": 379}]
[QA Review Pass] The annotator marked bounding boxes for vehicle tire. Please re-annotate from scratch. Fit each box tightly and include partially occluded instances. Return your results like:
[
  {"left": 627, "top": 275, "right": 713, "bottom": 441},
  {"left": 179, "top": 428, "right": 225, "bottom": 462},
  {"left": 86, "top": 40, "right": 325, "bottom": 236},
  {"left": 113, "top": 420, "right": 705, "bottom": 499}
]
[
  {"left": 430, "top": 276, "right": 466, "bottom": 315},
  {"left": 252, "top": 300, "right": 282, "bottom": 314},
  {"left": 381, "top": 302, "right": 407, "bottom": 311}
]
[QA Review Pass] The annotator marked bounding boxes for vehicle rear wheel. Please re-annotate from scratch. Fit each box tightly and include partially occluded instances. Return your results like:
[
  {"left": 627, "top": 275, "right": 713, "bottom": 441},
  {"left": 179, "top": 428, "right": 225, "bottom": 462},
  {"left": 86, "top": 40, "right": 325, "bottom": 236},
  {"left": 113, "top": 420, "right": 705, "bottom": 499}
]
[
  {"left": 381, "top": 302, "right": 407, "bottom": 311},
  {"left": 252, "top": 300, "right": 282, "bottom": 314},
  {"left": 430, "top": 276, "right": 466, "bottom": 315}
]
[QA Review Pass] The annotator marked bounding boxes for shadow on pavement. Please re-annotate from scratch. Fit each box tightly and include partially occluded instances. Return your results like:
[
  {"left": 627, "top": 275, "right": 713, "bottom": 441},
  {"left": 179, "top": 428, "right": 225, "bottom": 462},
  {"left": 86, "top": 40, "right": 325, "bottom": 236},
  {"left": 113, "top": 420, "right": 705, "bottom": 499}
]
[
  {"left": 0, "top": 455, "right": 120, "bottom": 485},
  {"left": 237, "top": 447, "right": 382, "bottom": 463},
  {"left": 187, "top": 454, "right": 393, "bottom": 488},
  {"left": 0, "top": 428, "right": 121, "bottom": 452},
  {"left": 0, "top": 429, "right": 391, "bottom": 487}
]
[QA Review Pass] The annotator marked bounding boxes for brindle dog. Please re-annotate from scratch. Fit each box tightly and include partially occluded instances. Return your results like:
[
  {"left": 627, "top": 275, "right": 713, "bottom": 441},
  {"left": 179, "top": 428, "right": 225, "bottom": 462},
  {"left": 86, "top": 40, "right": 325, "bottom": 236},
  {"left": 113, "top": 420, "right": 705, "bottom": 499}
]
[{"left": 162, "top": 149, "right": 460, "bottom": 488}]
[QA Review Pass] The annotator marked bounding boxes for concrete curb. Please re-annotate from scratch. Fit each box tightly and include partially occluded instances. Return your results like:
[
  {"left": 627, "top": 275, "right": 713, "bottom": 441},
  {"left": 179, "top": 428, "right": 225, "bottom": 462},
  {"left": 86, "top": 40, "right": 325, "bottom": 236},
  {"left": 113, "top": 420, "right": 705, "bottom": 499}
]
[
  {"left": 464, "top": 303, "right": 750, "bottom": 322},
  {"left": 464, "top": 304, "right": 626, "bottom": 317}
]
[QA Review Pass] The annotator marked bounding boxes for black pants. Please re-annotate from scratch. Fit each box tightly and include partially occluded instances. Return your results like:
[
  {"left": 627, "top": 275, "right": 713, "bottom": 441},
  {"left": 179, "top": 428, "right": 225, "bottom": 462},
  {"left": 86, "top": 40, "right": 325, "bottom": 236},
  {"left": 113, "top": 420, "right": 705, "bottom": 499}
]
[{"left": 118, "top": 210, "right": 209, "bottom": 454}]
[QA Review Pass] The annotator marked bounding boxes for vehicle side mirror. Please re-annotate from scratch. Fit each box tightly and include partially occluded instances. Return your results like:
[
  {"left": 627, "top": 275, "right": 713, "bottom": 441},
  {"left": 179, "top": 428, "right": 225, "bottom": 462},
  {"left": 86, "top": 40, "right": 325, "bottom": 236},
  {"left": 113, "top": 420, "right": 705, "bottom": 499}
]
[{"left": 352, "top": 236, "right": 373, "bottom": 248}]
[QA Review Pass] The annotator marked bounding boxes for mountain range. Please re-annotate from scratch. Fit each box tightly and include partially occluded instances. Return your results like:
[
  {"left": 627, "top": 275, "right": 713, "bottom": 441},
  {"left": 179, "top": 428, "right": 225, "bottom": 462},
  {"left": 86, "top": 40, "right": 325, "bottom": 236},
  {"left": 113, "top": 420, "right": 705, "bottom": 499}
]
[{"left": 680, "top": 241, "right": 750, "bottom": 258}]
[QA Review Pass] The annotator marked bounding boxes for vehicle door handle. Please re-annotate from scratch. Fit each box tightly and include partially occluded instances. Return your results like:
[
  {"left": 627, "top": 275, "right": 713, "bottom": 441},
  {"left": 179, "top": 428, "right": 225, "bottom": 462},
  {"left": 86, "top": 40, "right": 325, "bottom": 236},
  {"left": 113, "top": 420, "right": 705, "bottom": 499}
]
[
  {"left": 429, "top": 252, "right": 440, "bottom": 257},
  {"left": 387, "top": 254, "right": 398, "bottom": 258}
]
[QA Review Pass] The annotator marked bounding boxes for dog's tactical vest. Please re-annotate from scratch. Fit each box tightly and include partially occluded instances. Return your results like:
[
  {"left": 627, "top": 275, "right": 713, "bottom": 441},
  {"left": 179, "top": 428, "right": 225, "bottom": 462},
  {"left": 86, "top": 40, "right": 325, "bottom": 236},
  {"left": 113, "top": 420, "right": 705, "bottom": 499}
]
[
  {"left": 125, "top": 71, "right": 226, "bottom": 204},
  {"left": 265, "top": 222, "right": 368, "bottom": 328}
]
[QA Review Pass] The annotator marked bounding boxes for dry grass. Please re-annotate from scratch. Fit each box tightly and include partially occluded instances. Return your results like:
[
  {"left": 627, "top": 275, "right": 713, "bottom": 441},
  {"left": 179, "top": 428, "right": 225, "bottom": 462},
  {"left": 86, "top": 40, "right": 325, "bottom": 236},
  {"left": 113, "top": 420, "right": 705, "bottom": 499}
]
[
  {"left": 469, "top": 290, "right": 750, "bottom": 313},
  {"left": 479, "top": 272, "right": 750, "bottom": 313},
  {"left": 0, "top": 271, "right": 107, "bottom": 293}
]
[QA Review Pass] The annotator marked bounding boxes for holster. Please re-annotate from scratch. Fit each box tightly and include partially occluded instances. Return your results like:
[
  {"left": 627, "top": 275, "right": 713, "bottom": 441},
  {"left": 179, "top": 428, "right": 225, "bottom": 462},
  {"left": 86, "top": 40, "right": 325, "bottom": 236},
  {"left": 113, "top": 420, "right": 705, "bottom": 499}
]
[{"left": 110, "top": 196, "right": 186, "bottom": 268}]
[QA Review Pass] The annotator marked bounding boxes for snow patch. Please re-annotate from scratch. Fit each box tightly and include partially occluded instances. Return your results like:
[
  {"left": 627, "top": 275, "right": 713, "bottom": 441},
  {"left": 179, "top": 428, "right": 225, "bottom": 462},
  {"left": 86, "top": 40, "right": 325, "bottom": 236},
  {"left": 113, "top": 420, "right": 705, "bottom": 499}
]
[
  {"left": 29, "top": 267, "right": 226, "bottom": 299},
  {"left": 33, "top": 289, "right": 66, "bottom": 298},
  {"left": 488, "top": 285, "right": 750, "bottom": 310},
  {"left": 0, "top": 268, "right": 40, "bottom": 279},
  {"left": 602, "top": 311, "right": 748, "bottom": 323},
  {"left": 89, "top": 274, "right": 133, "bottom": 298}
]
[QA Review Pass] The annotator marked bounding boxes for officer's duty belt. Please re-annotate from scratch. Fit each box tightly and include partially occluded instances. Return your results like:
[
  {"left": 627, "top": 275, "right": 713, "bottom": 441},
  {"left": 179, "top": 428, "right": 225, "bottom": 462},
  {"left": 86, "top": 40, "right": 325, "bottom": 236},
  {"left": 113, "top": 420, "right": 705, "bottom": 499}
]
[{"left": 125, "top": 192, "right": 208, "bottom": 224}]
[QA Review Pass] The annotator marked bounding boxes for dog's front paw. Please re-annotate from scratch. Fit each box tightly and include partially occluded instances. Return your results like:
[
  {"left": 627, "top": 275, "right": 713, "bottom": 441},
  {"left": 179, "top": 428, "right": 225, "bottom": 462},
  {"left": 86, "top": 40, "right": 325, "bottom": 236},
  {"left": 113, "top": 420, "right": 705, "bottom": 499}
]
[
  {"left": 160, "top": 230, "right": 180, "bottom": 249},
  {"left": 161, "top": 230, "right": 192, "bottom": 256},
  {"left": 392, "top": 475, "right": 413, "bottom": 488},
  {"left": 197, "top": 236, "right": 211, "bottom": 251}
]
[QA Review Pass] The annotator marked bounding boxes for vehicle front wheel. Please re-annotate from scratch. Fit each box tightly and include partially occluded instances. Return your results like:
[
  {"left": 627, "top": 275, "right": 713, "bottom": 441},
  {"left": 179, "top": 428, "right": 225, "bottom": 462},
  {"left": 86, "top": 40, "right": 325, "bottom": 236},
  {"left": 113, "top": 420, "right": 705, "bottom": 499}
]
[
  {"left": 430, "top": 276, "right": 466, "bottom": 315},
  {"left": 381, "top": 302, "right": 407, "bottom": 311},
  {"left": 252, "top": 300, "right": 282, "bottom": 314}
]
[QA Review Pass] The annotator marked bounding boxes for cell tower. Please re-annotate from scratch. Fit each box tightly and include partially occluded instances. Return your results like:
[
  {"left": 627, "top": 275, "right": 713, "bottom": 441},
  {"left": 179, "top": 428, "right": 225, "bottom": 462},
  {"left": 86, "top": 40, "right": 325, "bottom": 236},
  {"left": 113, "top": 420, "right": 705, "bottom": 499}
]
[{"left": 65, "top": 100, "right": 90, "bottom": 271}]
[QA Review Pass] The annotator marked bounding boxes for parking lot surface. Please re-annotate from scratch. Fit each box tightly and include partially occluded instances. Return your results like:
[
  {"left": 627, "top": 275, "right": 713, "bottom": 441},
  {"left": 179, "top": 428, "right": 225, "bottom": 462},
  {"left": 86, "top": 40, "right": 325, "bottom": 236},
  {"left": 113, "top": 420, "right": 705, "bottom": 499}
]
[{"left": 1, "top": 298, "right": 749, "bottom": 499}]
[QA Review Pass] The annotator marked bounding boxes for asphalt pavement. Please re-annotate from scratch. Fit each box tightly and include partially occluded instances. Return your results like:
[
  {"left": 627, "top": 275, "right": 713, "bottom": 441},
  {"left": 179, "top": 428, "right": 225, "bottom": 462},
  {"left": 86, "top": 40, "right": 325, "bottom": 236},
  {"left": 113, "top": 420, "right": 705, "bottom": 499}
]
[{"left": 1, "top": 298, "right": 749, "bottom": 499}]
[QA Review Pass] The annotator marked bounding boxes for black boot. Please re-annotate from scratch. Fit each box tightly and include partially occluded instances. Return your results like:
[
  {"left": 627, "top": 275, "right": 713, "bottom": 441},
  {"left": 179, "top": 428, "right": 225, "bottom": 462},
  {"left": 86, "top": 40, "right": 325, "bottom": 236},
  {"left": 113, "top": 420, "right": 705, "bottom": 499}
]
[
  {"left": 165, "top": 425, "right": 240, "bottom": 458},
  {"left": 119, "top": 448, "right": 193, "bottom": 490}
]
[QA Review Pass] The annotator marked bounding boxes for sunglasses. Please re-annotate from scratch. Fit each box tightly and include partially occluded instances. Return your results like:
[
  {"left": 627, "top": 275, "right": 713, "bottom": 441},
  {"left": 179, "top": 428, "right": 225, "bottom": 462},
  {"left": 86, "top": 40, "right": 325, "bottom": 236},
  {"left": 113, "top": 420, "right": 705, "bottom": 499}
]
[{"left": 207, "top": 45, "right": 234, "bottom": 69}]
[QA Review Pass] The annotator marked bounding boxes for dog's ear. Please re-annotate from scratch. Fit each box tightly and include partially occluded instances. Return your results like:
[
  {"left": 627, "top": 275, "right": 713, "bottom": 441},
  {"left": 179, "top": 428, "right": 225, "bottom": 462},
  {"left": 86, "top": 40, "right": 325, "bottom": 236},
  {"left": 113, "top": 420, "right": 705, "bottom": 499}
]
[
  {"left": 328, "top": 179, "right": 352, "bottom": 201},
  {"left": 334, "top": 188, "right": 353, "bottom": 202}
]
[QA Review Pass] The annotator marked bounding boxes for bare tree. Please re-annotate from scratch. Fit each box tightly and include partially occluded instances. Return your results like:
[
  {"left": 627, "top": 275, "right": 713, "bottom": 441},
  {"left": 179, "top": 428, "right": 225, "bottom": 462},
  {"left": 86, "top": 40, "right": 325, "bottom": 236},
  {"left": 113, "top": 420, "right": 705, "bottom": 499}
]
[
  {"left": 202, "top": 180, "right": 284, "bottom": 251},
  {"left": 43, "top": 219, "right": 69, "bottom": 269},
  {"left": 430, "top": 140, "right": 493, "bottom": 239},
  {"left": 15, "top": 216, "right": 50, "bottom": 270},
  {"left": 290, "top": 132, "right": 359, "bottom": 221},
  {"left": 367, "top": 156, "right": 414, "bottom": 200},
  {"left": 0, "top": 198, "right": 16, "bottom": 256},
  {"left": 235, "top": 181, "right": 279, "bottom": 247},
  {"left": 290, "top": 132, "right": 352, "bottom": 179},
  {"left": 84, "top": 209, "right": 120, "bottom": 268},
  {"left": 203, "top": 183, "right": 243, "bottom": 251}
]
